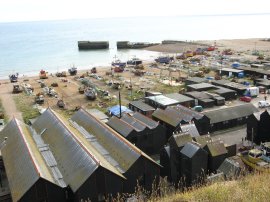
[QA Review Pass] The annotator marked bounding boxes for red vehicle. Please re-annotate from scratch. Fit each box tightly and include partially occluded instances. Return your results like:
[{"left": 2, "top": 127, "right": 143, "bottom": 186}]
[
  {"left": 207, "top": 46, "right": 215, "bottom": 51},
  {"left": 239, "top": 96, "right": 252, "bottom": 102}
]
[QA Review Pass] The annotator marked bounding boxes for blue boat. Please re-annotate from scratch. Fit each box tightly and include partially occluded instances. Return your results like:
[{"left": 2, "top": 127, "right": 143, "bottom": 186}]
[
  {"left": 155, "top": 56, "right": 171, "bottom": 64},
  {"left": 112, "top": 58, "right": 126, "bottom": 68}
]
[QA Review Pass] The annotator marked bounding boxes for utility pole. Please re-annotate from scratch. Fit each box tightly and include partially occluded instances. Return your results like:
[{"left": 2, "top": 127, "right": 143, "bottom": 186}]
[{"left": 118, "top": 91, "right": 122, "bottom": 118}]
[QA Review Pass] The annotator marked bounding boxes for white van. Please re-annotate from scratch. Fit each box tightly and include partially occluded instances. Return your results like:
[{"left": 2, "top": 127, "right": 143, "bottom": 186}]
[{"left": 258, "top": 100, "right": 270, "bottom": 108}]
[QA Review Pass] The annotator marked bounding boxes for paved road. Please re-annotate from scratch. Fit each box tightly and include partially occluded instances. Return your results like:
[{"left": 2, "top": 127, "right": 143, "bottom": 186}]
[{"left": 0, "top": 82, "right": 23, "bottom": 121}]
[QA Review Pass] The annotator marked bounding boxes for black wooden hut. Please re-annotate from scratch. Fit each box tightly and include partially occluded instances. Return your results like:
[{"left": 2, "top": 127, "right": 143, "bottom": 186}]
[
  {"left": 152, "top": 105, "right": 210, "bottom": 139},
  {"left": 32, "top": 108, "right": 125, "bottom": 202},
  {"left": 164, "top": 93, "right": 195, "bottom": 108},
  {"left": 203, "top": 103, "right": 259, "bottom": 132},
  {"left": 131, "top": 112, "right": 167, "bottom": 154},
  {"left": 71, "top": 108, "right": 160, "bottom": 193},
  {"left": 180, "top": 142, "right": 208, "bottom": 186},
  {"left": 160, "top": 146, "right": 171, "bottom": 181},
  {"left": 168, "top": 133, "right": 193, "bottom": 184},
  {"left": 185, "top": 77, "right": 208, "bottom": 85},
  {"left": 0, "top": 119, "right": 67, "bottom": 202},
  {"left": 128, "top": 100, "right": 155, "bottom": 117},
  {"left": 247, "top": 110, "right": 270, "bottom": 144},
  {"left": 204, "top": 142, "right": 228, "bottom": 173},
  {"left": 212, "top": 87, "right": 237, "bottom": 100},
  {"left": 106, "top": 115, "right": 145, "bottom": 147}
]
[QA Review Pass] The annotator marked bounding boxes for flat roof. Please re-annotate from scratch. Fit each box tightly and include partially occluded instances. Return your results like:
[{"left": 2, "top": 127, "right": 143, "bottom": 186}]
[
  {"left": 185, "top": 91, "right": 211, "bottom": 99},
  {"left": 187, "top": 83, "right": 216, "bottom": 90},
  {"left": 165, "top": 93, "right": 194, "bottom": 103},
  {"left": 221, "top": 68, "right": 244, "bottom": 73},
  {"left": 239, "top": 66, "right": 270, "bottom": 75},
  {"left": 146, "top": 95, "right": 180, "bottom": 106},
  {"left": 129, "top": 100, "right": 155, "bottom": 111},
  {"left": 186, "top": 77, "right": 208, "bottom": 83}
]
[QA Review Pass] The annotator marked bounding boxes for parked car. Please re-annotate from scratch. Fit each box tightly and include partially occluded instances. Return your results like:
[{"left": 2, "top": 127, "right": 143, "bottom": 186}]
[
  {"left": 239, "top": 96, "right": 252, "bottom": 102},
  {"left": 258, "top": 100, "right": 270, "bottom": 108}
]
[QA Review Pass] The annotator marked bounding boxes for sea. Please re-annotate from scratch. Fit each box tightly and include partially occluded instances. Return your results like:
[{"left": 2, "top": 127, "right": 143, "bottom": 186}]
[{"left": 0, "top": 14, "right": 270, "bottom": 79}]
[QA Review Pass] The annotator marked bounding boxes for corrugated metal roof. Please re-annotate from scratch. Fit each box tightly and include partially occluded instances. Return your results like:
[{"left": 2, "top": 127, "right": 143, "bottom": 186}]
[
  {"left": 221, "top": 68, "right": 243, "bottom": 73},
  {"left": 0, "top": 119, "right": 62, "bottom": 202},
  {"left": 129, "top": 100, "right": 155, "bottom": 112},
  {"left": 32, "top": 109, "right": 101, "bottom": 192},
  {"left": 180, "top": 123, "right": 200, "bottom": 137},
  {"left": 106, "top": 116, "right": 135, "bottom": 137},
  {"left": 146, "top": 95, "right": 180, "bottom": 106},
  {"left": 121, "top": 113, "right": 146, "bottom": 131},
  {"left": 71, "top": 108, "right": 159, "bottom": 172},
  {"left": 132, "top": 112, "right": 159, "bottom": 129},
  {"left": 203, "top": 103, "right": 259, "bottom": 124},
  {"left": 205, "top": 142, "right": 227, "bottom": 157},
  {"left": 180, "top": 142, "right": 201, "bottom": 158}
]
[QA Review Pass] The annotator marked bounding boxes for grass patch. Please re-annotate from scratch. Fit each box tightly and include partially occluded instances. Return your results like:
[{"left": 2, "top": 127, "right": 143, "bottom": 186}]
[
  {"left": 14, "top": 94, "right": 40, "bottom": 123},
  {"left": 152, "top": 83, "right": 183, "bottom": 94},
  {"left": 152, "top": 172, "right": 270, "bottom": 202}
]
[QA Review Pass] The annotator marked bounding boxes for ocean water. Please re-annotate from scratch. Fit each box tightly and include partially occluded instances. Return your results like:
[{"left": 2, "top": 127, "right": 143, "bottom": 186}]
[{"left": 0, "top": 14, "right": 270, "bottom": 78}]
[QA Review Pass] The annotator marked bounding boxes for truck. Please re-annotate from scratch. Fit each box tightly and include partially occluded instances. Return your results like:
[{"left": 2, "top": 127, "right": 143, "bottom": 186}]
[{"left": 245, "top": 87, "right": 259, "bottom": 98}]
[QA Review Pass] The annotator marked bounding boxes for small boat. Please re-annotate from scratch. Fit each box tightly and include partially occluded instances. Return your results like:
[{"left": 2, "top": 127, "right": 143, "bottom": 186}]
[
  {"left": 112, "top": 58, "right": 126, "bottom": 68},
  {"left": 12, "top": 84, "right": 23, "bottom": 93},
  {"left": 57, "top": 100, "right": 65, "bottom": 108},
  {"left": 39, "top": 69, "right": 48, "bottom": 79},
  {"left": 84, "top": 88, "right": 97, "bottom": 100},
  {"left": 68, "top": 66, "right": 77, "bottom": 76},
  {"left": 240, "top": 143, "right": 270, "bottom": 173},
  {"left": 9, "top": 73, "right": 19, "bottom": 83},
  {"left": 127, "top": 57, "right": 142, "bottom": 65},
  {"left": 155, "top": 56, "right": 171, "bottom": 64}
]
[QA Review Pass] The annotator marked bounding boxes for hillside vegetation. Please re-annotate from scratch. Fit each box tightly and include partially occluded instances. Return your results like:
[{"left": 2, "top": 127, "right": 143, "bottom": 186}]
[{"left": 150, "top": 172, "right": 270, "bottom": 202}]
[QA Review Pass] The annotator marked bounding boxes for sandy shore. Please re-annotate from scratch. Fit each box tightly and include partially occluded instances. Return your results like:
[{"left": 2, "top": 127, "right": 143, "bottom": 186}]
[{"left": 145, "top": 38, "right": 270, "bottom": 54}]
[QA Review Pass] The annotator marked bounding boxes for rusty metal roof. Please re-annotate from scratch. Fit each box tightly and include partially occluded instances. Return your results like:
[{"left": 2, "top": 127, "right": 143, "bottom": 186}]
[
  {"left": 71, "top": 108, "right": 160, "bottom": 172},
  {"left": 0, "top": 119, "right": 64, "bottom": 202},
  {"left": 32, "top": 108, "right": 125, "bottom": 192}
]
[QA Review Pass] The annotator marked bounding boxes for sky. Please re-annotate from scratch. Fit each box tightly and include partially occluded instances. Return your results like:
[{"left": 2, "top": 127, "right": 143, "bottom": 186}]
[{"left": 0, "top": 0, "right": 270, "bottom": 22}]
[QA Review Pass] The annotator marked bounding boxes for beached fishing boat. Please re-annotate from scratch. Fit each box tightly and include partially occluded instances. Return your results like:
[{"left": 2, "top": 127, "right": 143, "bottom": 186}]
[
  {"left": 127, "top": 57, "right": 142, "bottom": 65},
  {"left": 240, "top": 143, "right": 270, "bottom": 173},
  {"left": 9, "top": 73, "right": 19, "bottom": 83},
  {"left": 84, "top": 87, "right": 97, "bottom": 100},
  {"left": 112, "top": 57, "right": 126, "bottom": 68},
  {"left": 68, "top": 66, "right": 77, "bottom": 75}
]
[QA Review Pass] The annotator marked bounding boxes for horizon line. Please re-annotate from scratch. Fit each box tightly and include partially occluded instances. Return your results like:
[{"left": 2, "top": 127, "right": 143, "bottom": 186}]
[{"left": 1, "top": 12, "right": 270, "bottom": 24}]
